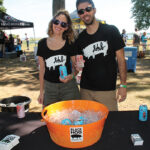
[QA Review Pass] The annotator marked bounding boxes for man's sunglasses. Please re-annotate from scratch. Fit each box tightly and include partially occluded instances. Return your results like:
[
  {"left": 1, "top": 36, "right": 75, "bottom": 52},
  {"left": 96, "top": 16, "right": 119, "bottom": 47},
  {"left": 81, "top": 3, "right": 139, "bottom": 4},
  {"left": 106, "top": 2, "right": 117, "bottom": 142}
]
[
  {"left": 78, "top": 7, "right": 93, "bottom": 15},
  {"left": 52, "top": 19, "right": 68, "bottom": 28}
]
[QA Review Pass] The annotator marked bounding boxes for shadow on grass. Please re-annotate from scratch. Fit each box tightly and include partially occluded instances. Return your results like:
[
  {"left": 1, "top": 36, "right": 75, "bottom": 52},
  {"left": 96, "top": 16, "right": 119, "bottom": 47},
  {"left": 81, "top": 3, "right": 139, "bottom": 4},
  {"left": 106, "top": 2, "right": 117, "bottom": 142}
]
[
  {"left": 117, "top": 55, "right": 150, "bottom": 102},
  {"left": 0, "top": 51, "right": 39, "bottom": 91},
  {"left": 136, "top": 95, "right": 150, "bottom": 100}
]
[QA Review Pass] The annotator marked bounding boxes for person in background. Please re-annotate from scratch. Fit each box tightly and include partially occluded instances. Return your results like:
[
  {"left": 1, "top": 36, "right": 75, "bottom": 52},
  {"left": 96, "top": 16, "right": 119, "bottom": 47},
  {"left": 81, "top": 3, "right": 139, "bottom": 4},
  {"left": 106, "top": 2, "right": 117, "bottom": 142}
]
[
  {"left": 133, "top": 28, "right": 140, "bottom": 47},
  {"left": 4, "top": 33, "right": 9, "bottom": 52},
  {"left": 25, "top": 33, "right": 29, "bottom": 50},
  {"left": 133, "top": 28, "right": 141, "bottom": 58},
  {"left": 121, "top": 29, "right": 128, "bottom": 45},
  {"left": 16, "top": 35, "right": 22, "bottom": 49},
  {"left": 14, "top": 37, "right": 17, "bottom": 47},
  {"left": 8, "top": 34, "right": 14, "bottom": 52},
  {"left": 74, "top": 0, "right": 127, "bottom": 111},
  {"left": 141, "top": 32, "right": 148, "bottom": 57},
  {"left": 37, "top": 10, "right": 80, "bottom": 107},
  {"left": 133, "top": 28, "right": 140, "bottom": 52},
  {"left": 0, "top": 31, "right": 6, "bottom": 56}
]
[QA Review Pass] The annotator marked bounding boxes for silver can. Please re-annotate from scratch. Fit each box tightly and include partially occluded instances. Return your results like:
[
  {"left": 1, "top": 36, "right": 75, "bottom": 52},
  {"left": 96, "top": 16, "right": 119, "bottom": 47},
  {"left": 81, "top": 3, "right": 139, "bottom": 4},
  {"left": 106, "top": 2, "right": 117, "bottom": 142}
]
[{"left": 17, "top": 104, "right": 25, "bottom": 118}]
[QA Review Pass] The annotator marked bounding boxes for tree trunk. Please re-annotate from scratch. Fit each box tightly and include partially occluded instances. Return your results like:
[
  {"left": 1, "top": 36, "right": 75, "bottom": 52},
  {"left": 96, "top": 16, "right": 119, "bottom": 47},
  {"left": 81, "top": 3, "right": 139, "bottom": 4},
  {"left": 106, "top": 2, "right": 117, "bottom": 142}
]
[{"left": 52, "top": 0, "right": 65, "bottom": 16}]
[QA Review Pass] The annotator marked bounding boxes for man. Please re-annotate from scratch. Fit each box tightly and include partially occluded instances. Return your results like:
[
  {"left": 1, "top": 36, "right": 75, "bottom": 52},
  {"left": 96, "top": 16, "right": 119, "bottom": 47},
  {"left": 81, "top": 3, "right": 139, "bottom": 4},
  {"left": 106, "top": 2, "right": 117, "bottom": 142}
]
[
  {"left": 121, "top": 29, "right": 128, "bottom": 45},
  {"left": 0, "top": 31, "right": 6, "bottom": 56},
  {"left": 25, "top": 33, "right": 29, "bottom": 50},
  {"left": 133, "top": 28, "right": 140, "bottom": 53},
  {"left": 75, "top": 0, "right": 127, "bottom": 111}
]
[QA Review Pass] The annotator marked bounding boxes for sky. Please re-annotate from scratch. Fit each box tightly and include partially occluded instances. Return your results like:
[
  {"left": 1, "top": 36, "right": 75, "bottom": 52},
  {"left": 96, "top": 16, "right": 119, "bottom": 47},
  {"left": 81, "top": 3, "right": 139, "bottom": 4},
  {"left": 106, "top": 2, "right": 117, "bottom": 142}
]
[{"left": 3, "top": 0, "right": 150, "bottom": 39}]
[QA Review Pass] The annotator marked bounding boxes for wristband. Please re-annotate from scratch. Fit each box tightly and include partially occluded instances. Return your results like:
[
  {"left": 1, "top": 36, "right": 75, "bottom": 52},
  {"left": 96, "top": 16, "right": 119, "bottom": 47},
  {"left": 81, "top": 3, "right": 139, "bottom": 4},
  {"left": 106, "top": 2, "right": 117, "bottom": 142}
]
[{"left": 120, "top": 84, "right": 127, "bottom": 88}]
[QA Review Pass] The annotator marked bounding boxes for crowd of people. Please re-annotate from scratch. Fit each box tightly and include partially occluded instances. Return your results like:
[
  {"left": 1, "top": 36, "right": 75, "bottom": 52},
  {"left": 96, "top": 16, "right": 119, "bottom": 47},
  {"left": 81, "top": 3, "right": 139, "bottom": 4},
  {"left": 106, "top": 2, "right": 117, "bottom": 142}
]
[
  {"left": 0, "top": 32, "right": 30, "bottom": 57},
  {"left": 0, "top": 31, "right": 23, "bottom": 57},
  {"left": 121, "top": 28, "right": 149, "bottom": 58}
]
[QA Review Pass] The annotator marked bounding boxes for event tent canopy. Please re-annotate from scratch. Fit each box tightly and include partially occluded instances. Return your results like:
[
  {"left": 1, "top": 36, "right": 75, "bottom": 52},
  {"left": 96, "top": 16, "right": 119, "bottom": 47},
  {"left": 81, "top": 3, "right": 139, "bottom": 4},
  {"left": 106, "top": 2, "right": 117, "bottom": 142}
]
[{"left": 0, "top": 11, "right": 34, "bottom": 30}]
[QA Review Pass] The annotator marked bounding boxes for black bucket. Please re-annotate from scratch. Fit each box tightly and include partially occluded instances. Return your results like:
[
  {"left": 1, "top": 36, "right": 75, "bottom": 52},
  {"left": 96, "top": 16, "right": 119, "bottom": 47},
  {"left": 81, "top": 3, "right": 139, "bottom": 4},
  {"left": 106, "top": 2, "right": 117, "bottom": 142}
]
[{"left": 0, "top": 96, "right": 31, "bottom": 112}]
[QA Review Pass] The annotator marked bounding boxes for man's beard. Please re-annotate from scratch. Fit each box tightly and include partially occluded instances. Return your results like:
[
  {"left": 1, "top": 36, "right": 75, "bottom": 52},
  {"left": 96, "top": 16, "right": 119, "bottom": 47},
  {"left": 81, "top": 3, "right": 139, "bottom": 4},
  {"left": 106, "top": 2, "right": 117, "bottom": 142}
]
[{"left": 83, "top": 16, "right": 95, "bottom": 26}]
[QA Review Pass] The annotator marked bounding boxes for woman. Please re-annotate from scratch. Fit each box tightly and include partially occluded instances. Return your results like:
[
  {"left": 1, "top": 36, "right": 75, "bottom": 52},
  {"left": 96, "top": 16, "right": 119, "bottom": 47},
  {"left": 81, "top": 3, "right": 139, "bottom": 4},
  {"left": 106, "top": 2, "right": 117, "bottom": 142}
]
[{"left": 37, "top": 10, "right": 80, "bottom": 107}]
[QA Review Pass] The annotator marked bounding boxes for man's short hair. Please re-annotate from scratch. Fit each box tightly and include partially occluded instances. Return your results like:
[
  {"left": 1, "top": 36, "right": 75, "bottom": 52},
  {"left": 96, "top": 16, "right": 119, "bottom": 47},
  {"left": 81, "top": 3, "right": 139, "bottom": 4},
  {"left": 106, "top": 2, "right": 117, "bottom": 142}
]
[{"left": 76, "top": 0, "right": 95, "bottom": 9}]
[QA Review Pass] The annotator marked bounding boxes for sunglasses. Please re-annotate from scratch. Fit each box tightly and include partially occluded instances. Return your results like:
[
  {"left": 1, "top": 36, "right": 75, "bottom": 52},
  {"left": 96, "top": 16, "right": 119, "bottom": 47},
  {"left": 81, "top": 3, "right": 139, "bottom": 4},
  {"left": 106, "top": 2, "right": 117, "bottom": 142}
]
[
  {"left": 52, "top": 19, "right": 68, "bottom": 28},
  {"left": 78, "top": 6, "right": 93, "bottom": 15}
]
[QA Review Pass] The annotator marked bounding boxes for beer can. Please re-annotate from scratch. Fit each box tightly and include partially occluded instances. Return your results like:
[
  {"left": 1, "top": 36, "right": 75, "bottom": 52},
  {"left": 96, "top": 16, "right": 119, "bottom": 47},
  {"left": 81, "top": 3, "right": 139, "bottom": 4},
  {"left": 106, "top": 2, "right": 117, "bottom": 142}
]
[
  {"left": 61, "top": 119, "right": 72, "bottom": 125},
  {"left": 139, "top": 105, "right": 148, "bottom": 121},
  {"left": 76, "top": 55, "right": 84, "bottom": 68},
  {"left": 17, "top": 104, "right": 25, "bottom": 118},
  {"left": 59, "top": 65, "right": 67, "bottom": 79}
]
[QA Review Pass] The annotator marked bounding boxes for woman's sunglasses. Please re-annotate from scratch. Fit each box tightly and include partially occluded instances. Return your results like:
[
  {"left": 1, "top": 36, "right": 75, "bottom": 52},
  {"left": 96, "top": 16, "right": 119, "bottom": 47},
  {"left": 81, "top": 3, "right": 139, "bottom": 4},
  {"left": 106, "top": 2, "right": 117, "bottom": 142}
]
[
  {"left": 52, "top": 19, "right": 68, "bottom": 28},
  {"left": 78, "top": 6, "right": 93, "bottom": 15}
]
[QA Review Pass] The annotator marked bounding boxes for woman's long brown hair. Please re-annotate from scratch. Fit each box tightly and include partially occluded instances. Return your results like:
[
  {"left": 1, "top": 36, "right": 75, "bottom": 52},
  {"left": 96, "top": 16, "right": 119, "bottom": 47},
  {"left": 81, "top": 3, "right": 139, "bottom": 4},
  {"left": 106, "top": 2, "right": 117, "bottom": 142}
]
[{"left": 47, "top": 9, "right": 75, "bottom": 44}]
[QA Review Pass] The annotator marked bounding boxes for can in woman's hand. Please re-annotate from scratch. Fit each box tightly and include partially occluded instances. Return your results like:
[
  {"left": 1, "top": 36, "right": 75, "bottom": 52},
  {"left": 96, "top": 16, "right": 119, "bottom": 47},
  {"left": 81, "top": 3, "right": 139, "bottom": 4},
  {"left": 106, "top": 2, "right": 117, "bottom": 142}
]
[{"left": 59, "top": 65, "right": 68, "bottom": 79}]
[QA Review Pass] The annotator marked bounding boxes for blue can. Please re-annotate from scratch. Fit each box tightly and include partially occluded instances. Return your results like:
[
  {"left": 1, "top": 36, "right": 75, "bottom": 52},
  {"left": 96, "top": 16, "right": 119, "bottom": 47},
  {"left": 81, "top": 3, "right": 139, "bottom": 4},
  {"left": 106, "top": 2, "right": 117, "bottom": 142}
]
[
  {"left": 59, "top": 65, "right": 67, "bottom": 79},
  {"left": 139, "top": 105, "right": 148, "bottom": 121},
  {"left": 61, "top": 119, "right": 72, "bottom": 125}
]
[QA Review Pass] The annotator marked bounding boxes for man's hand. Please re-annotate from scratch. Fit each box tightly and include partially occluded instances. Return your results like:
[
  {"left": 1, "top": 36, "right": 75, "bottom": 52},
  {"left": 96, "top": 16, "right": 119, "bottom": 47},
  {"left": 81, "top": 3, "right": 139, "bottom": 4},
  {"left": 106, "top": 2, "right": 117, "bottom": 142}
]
[{"left": 116, "top": 87, "right": 127, "bottom": 102}]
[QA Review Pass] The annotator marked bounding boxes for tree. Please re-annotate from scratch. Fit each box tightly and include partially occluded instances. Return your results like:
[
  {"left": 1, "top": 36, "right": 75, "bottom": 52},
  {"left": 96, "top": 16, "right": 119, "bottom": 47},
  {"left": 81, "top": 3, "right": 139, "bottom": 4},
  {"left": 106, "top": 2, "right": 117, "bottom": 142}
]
[
  {"left": 131, "top": 0, "right": 150, "bottom": 30},
  {"left": 52, "top": 0, "right": 65, "bottom": 16},
  {"left": 0, "top": 0, "right": 6, "bottom": 12}
]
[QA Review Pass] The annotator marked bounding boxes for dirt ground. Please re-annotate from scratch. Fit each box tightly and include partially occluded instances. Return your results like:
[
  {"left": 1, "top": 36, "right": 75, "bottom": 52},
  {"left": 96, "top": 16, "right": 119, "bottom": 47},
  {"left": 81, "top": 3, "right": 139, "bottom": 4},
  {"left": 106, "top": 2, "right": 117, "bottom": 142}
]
[{"left": 0, "top": 49, "right": 150, "bottom": 112}]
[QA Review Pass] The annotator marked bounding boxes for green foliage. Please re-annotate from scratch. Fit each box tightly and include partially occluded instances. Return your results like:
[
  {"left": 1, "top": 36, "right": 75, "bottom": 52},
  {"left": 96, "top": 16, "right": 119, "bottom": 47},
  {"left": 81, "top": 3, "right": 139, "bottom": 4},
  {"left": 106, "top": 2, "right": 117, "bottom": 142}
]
[
  {"left": 0, "top": 6, "right": 6, "bottom": 12},
  {"left": 131, "top": 0, "right": 150, "bottom": 30},
  {"left": 0, "top": 0, "right": 2, "bottom": 5},
  {"left": 0, "top": 0, "right": 6, "bottom": 12}
]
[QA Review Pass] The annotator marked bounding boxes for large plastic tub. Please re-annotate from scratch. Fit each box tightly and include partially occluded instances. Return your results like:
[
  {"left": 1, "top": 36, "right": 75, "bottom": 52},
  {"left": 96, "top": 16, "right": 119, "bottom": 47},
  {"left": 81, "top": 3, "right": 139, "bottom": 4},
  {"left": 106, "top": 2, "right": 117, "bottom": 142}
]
[
  {"left": 42, "top": 100, "right": 109, "bottom": 149},
  {"left": 124, "top": 47, "right": 137, "bottom": 72}
]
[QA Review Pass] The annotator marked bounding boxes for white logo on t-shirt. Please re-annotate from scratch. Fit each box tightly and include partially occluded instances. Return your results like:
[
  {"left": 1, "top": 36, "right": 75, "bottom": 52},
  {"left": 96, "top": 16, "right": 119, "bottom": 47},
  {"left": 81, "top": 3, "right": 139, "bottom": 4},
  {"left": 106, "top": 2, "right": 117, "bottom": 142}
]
[
  {"left": 45, "top": 55, "right": 66, "bottom": 70},
  {"left": 83, "top": 41, "right": 108, "bottom": 59}
]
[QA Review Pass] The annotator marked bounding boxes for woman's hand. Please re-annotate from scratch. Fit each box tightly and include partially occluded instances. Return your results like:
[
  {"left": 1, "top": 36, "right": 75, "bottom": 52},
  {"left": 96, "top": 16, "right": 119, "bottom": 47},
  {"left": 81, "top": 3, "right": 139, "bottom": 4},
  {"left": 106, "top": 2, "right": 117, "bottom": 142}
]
[
  {"left": 37, "top": 92, "right": 44, "bottom": 104},
  {"left": 59, "top": 74, "right": 73, "bottom": 83}
]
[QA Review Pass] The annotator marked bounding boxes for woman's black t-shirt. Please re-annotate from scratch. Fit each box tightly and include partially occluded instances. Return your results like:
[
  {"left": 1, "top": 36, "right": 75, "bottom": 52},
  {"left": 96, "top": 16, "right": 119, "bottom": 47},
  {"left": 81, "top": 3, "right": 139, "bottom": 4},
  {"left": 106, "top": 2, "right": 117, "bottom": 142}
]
[
  {"left": 37, "top": 38, "right": 75, "bottom": 83},
  {"left": 74, "top": 23, "right": 125, "bottom": 91}
]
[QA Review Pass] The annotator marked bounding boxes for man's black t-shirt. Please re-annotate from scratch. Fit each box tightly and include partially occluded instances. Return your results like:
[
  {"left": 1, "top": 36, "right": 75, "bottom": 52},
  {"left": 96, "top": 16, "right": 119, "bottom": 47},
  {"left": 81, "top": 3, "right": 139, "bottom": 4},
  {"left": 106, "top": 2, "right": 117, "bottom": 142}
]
[
  {"left": 37, "top": 38, "right": 75, "bottom": 83},
  {"left": 74, "top": 23, "right": 125, "bottom": 91}
]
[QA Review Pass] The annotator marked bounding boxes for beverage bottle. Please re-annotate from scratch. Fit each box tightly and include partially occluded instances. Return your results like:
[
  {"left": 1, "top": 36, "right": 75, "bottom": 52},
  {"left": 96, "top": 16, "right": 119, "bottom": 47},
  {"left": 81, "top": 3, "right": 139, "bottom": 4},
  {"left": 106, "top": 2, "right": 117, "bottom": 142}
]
[{"left": 76, "top": 55, "right": 84, "bottom": 70}]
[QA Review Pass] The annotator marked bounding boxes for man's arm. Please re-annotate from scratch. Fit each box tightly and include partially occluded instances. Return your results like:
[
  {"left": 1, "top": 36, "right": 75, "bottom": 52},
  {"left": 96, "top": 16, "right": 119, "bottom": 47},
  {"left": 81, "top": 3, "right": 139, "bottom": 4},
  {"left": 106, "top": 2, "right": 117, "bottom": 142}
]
[
  {"left": 116, "top": 48, "right": 127, "bottom": 102},
  {"left": 116, "top": 48, "right": 127, "bottom": 84}
]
